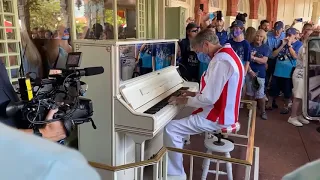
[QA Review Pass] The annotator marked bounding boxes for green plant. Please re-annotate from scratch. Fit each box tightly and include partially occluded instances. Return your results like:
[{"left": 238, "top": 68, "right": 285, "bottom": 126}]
[{"left": 28, "top": 0, "right": 62, "bottom": 30}]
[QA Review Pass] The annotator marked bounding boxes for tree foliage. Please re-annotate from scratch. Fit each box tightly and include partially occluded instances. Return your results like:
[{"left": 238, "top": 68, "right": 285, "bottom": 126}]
[
  {"left": 27, "top": 0, "right": 62, "bottom": 30},
  {"left": 105, "top": 10, "right": 126, "bottom": 26}
]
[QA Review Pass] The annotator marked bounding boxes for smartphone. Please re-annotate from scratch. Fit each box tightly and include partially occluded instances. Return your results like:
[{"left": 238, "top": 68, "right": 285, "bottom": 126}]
[
  {"left": 295, "top": 18, "right": 303, "bottom": 22},
  {"left": 217, "top": 11, "right": 222, "bottom": 20},
  {"left": 200, "top": 4, "right": 204, "bottom": 11},
  {"left": 303, "top": 37, "right": 320, "bottom": 120}
]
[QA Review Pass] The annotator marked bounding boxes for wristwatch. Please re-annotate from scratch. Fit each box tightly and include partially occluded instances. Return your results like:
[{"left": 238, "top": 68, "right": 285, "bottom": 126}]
[{"left": 33, "top": 127, "right": 43, "bottom": 137}]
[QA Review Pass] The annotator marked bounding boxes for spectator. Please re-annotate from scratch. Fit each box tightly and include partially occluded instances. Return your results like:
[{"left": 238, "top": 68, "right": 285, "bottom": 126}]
[
  {"left": 215, "top": 18, "right": 228, "bottom": 46},
  {"left": 236, "top": 12, "right": 248, "bottom": 25},
  {"left": 259, "top": 20, "right": 270, "bottom": 32},
  {"left": 288, "top": 23, "right": 313, "bottom": 126},
  {"left": 226, "top": 20, "right": 251, "bottom": 74},
  {"left": 246, "top": 29, "right": 270, "bottom": 120},
  {"left": 245, "top": 27, "right": 257, "bottom": 43},
  {"left": 267, "top": 28, "right": 303, "bottom": 114},
  {"left": 44, "top": 30, "right": 52, "bottom": 39},
  {"left": 178, "top": 23, "right": 200, "bottom": 82},
  {"left": 31, "top": 27, "right": 39, "bottom": 39},
  {"left": 265, "top": 21, "right": 286, "bottom": 107}
]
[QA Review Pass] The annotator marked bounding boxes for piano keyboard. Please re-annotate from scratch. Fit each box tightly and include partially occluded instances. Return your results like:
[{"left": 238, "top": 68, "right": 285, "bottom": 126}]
[{"left": 144, "top": 87, "right": 189, "bottom": 114}]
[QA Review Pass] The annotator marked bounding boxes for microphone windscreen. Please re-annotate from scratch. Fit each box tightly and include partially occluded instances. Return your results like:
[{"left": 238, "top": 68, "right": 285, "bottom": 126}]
[{"left": 84, "top": 67, "right": 104, "bottom": 76}]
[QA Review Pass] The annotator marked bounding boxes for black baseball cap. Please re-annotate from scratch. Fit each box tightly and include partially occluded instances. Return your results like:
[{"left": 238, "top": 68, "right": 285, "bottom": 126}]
[{"left": 186, "top": 23, "right": 199, "bottom": 31}]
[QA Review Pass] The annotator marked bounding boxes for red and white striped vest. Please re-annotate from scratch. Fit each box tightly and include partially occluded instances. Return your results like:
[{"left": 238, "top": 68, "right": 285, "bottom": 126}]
[{"left": 192, "top": 44, "right": 244, "bottom": 131}]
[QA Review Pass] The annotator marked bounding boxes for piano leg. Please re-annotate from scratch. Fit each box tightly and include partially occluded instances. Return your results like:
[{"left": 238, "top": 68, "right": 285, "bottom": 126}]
[
  {"left": 135, "top": 142, "right": 145, "bottom": 180},
  {"left": 129, "top": 134, "right": 150, "bottom": 180}
]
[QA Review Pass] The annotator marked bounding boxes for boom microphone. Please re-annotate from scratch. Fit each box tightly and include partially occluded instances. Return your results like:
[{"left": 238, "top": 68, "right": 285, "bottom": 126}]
[{"left": 64, "top": 66, "right": 105, "bottom": 77}]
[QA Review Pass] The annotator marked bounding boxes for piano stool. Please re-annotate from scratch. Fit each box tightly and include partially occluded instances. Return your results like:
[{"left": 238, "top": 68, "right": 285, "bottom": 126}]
[{"left": 201, "top": 123, "right": 240, "bottom": 180}]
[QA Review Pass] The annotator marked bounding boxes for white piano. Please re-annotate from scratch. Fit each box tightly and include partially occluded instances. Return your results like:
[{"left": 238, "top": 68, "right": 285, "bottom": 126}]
[{"left": 74, "top": 39, "right": 198, "bottom": 180}]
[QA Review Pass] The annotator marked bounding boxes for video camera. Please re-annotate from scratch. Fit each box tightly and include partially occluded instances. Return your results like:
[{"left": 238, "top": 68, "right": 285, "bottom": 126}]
[{"left": 6, "top": 52, "right": 104, "bottom": 136}]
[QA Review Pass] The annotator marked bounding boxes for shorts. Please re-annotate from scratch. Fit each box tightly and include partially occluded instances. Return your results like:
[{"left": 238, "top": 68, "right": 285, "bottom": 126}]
[
  {"left": 269, "top": 76, "right": 292, "bottom": 99},
  {"left": 292, "top": 68, "right": 304, "bottom": 99},
  {"left": 245, "top": 75, "right": 265, "bottom": 99}
]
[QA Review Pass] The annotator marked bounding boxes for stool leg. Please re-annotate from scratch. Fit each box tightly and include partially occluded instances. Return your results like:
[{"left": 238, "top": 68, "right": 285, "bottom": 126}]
[
  {"left": 201, "top": 150, "right": 211, "bottom": 180},
  {"left": 225, "top": 152, "right": 233, "bottom": 180}
]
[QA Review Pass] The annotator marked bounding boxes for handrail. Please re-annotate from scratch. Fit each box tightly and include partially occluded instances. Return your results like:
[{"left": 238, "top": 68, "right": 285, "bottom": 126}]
[
  {"left": 89, "top": 100, "right": 257, "bottom": 172},
  {"left": 245, "top": 100, "right": 257, "bottom": 165}
]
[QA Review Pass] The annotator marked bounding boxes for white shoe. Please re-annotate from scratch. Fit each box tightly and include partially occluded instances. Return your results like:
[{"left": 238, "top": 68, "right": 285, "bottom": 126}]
[
  {"left": 298, "top": 116, "right": 310, "bottom": 124},
  {"left": 288, "top": 117, "right": 303, "bottom": 127},
  {"left": 167, "top": 173, "right": 187, "bottom": 180}
]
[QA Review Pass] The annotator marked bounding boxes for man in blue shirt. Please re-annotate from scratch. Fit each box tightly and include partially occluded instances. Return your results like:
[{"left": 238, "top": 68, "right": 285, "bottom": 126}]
[
  {"left": 267, "top": 28, "right": 303, "bottom": 114},
  {"left": 215, "top": 19, "right": 228, "bottom": 46},
  {"left": 226, "top": 20, "right": 251, "bottom": 74},
  {"left": 265, "top": 21, "right": 285, "bottom": 103},
  {"left": 246, "top": 29, "right": 270, "bottom": 120}
]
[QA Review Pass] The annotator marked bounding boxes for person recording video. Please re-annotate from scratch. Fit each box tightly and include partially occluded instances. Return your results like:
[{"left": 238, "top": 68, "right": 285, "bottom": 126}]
[{"left": 0, "top": 60, "right": 66, "bottom": 142}]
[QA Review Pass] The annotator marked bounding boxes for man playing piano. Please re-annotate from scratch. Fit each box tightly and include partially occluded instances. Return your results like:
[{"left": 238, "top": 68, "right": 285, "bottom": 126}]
[{"left": 165, "top": 29, "right": 244, "bottom": 180}]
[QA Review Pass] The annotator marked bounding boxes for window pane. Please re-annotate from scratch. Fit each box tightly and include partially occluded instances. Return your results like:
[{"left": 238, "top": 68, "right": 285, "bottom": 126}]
[
  {"left": 9, "top": 55, "right": 18, "bottom": 66},
  {"left": 3, "top": 0, "right": 13, "bottom": 13},
  {"left": 8, "top": 42, "right": 17, "bottom": 53},
  {"left": 0, "top": 43, "right": 5, "bottom": 54},
  {"left": 6, "top": 28, "right": 16, "bottom": 40}
]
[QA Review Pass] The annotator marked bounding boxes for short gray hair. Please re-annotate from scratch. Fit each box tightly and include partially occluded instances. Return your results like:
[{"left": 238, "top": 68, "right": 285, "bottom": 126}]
[{"left": 191, "top": 29, "right": 220, "bottom": 48}]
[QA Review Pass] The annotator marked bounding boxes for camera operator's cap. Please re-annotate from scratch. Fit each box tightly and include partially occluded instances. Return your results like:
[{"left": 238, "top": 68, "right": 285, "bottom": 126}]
[
  {"left": 231, "top": 20, "right": 244, "bottom": 28},
  {"left": 286, "top": 27, "right": 297, "bottom": 35},
  {"left": 274, "top": 21, "right": 284, "bottom": 30},
  {"left": 186, "top": 23, "right": 199, "bottom": 31}
]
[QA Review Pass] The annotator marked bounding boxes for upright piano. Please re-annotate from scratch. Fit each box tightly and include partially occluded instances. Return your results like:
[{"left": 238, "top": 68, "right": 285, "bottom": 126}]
[{"left": 75, "top": 39, "right": 198, "bottom": 180}]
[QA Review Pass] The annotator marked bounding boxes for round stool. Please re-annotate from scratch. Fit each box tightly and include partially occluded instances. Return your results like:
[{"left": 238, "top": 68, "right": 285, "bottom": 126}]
[{"left": 201, "top": 134, "right": 234, "bottom": 180}]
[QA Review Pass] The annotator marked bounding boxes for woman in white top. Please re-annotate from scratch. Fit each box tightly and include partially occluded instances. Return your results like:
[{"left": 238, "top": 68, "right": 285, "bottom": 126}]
[{"left": 288, "top": 23, "right": 313, "bottom": 126}]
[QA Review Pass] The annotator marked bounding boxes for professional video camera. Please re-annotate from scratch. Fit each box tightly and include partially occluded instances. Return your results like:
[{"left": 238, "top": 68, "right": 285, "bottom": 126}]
[{"left": 5, "top": 52, "right": 104, "bottom": 136}]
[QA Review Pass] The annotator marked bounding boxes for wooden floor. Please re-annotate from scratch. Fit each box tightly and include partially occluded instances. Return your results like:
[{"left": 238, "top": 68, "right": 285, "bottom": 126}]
[{"left": 144, "top": 106, "right": 320, "bottom": 180}]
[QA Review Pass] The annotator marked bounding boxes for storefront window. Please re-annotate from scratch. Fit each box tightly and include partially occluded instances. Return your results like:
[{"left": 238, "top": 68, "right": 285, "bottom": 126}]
[{"left": 74, "top": 0, "right": 138, "bottom": 40}]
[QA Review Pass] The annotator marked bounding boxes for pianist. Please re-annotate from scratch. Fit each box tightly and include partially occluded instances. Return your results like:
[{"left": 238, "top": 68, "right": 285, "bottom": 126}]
[{"left": 165, "top": 29, "right": 244, "bottom": 180}]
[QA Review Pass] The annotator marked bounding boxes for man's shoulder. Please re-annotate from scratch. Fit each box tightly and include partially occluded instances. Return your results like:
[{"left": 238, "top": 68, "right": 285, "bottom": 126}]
[{"left": 0, "top": 123, "right": 101, "bottom": 179}]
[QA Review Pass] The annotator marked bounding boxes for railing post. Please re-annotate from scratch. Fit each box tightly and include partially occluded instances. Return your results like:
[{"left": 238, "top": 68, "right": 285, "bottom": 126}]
[
  {"left": 189, "top": 156, "right": 194, "bottom": 180},
  {"left": 153, "top": 161, "right": 159, "bottom": 180},
  {"left": 163, "top": 152, "right": 168, "bottom": 180}
]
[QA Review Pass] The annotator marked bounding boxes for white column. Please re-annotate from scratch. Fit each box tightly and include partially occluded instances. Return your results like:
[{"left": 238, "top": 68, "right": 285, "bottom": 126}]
[
  {"left": 224, "top": 16, "right": 236, "bottom": 28},
  {"left": 246, "top": 19, "right": 259, "bottom": 29}
]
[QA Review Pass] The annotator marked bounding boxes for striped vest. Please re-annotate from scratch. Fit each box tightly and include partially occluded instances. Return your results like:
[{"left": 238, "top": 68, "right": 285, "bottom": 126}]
[{"left": 192, "top": 44, "right": 244, "bottom": 132}]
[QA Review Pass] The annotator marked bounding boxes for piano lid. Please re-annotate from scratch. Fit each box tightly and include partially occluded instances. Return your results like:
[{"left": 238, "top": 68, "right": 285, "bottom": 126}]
[{"left": 119, "top": 67, "right": 183, "bottom": 110}]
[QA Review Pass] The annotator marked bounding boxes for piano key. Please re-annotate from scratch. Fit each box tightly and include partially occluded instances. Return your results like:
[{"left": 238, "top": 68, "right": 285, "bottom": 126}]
[{"left": 144, "top": 87, "right": 189, "bottom": 114}]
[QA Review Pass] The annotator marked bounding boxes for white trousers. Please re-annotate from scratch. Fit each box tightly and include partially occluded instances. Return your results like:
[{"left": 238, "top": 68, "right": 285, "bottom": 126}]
[{"left": 163, "top": 114, "right": 224, "bottom": 176}]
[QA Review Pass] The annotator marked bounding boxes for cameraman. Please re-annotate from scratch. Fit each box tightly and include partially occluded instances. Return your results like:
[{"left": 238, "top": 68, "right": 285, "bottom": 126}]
[{"left": 0, "top": 60, "right": 65, "bottom": 142}]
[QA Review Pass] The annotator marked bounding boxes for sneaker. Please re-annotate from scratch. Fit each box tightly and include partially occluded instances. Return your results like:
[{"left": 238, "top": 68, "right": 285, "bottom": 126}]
[
  {"left": 167, "top": 173, "right": 187, "bottom": 180},
  {"left": 298, "top": 116, "right": 310, "bottom": 124},
  {"left": 288, "top": 117, "right": 303, "bottom": 127},
  {"left": 261, "top": 112, "right": 268, "bottom": 120}
]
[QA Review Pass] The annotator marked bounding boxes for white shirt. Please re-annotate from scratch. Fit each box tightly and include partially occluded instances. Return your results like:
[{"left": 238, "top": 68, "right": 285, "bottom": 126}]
[
  {"left": 187, "top": 60, "right": 234, "bottom": 108},
  {"left": 0, "top": 123, "right": 101, "bottom": 180}
]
